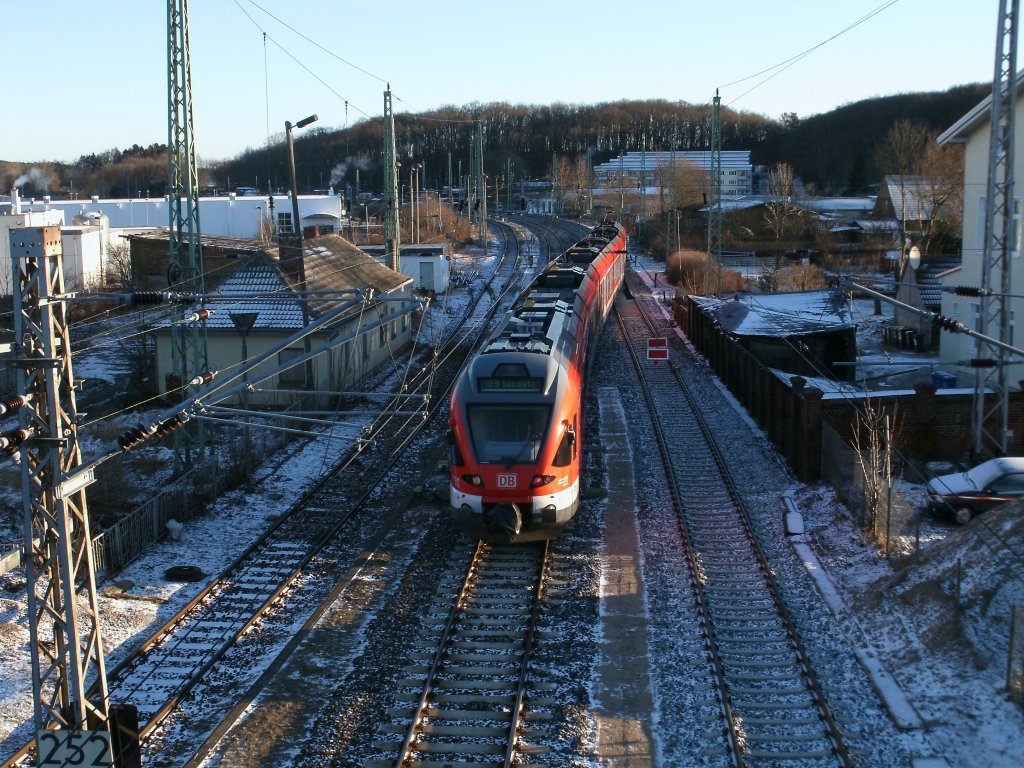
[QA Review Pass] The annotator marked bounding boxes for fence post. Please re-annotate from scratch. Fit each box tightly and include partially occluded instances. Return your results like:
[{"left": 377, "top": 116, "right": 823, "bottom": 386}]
[{"left": 1009, "top": 605, "right": 1024, "bottom": 705}]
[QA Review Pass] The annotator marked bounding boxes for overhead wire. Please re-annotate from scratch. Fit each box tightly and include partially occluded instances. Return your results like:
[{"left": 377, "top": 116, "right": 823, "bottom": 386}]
[{"left": 719, "top": 0, "right": 901, "bottom": 108}]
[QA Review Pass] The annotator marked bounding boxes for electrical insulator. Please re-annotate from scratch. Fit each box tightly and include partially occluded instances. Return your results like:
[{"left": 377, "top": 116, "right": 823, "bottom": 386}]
[
  {"left": 129, "top": 291, "right": 167, "bottom": 306},
  {"left": 0, "top": 395, "right": 27, "bottom": 417},
  {"left": 0, "top": 428, "right": 31, "bottom": 455},
  {"left": 934, "top": 315, "right": 967, "bottom": 333},
  {"left": 968, "top": 358, "right": 998, "bottom": 368},
  {"left": 953, "top": 286, "right": 984, "bottom": 297},
  {"left": 184, "top": 308, "right": 211, "bottom": 323},
  {"left": 153, "top": 414, "right": 185, "bottom": 438},
  {"left": 188, "top": 371, "right": 216, "bottom": 387},
  {"left": 118, "top": 424, "right": 155, "bottom": 452}
]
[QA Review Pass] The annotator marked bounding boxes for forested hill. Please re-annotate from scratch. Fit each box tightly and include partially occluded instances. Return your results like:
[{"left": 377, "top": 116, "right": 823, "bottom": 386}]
[
  {"left": 766, "top": 84, "right": 990, "bottom": 193},
  {"left": 220, "top": 83, "right": 990, "bottom": 198},
  {"left": 1, "top": 83, "right": 992, "bottom": 200}
]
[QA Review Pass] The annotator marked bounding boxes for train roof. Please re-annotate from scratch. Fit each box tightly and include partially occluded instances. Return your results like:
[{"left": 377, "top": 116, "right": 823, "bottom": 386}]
[
  {"left": 478, "top": 221, "right": 623, "bottom": 359},
  {"left": 483, "top": 266, "right": 585, "bottom": 356}
]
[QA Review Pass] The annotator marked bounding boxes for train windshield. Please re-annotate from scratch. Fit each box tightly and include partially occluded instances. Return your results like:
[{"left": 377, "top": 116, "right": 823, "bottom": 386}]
[{"left": 466, "top": 405, "right": 551, "bottom": 465}]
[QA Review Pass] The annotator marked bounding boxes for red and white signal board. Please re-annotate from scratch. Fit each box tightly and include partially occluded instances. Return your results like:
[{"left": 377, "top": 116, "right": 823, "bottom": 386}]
[{"left": 647, "top": 337, "right": 668, "bottom": 362}]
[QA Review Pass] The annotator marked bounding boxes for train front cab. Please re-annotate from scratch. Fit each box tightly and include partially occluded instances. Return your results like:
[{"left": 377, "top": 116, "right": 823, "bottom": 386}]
[{"left": 449, "top": 361, "right": 580, "bottom": 543}]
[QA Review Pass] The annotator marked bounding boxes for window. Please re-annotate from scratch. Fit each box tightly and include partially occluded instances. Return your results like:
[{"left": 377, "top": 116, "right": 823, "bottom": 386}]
[
  {"left": 991, "top": 473, "right": 1024, "bottom": 495},
  {"left": 278, "top": 347, "right": 304, "bottom": 387},
  {"left": 278, "top": 211, "right": 294, "bottom": 233},
  {"left": 466, "top": 405, "right": 551, "bottom": 464},
  {"left": 553, "top": 431, "right": 574, "bottom": 467}
]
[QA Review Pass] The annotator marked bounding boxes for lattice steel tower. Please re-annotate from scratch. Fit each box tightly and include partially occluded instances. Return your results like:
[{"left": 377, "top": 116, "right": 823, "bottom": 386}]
[
  {"left": 10, "top": 227, "right": 111, "bottom": 749},
  {"left": 383, "top": 85, "right": 401, "bottom": 271},
  {"left": 975, "top": 0, "right": 1019, "bottom": 457},
  {"left": 167, "top": 0, "right": 208, "bottom": 470}
]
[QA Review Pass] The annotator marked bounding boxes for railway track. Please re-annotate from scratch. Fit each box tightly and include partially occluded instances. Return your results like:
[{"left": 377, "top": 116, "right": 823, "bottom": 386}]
[
  {"left": 615, "top": 272, "right": 855, "bottom": 767},
  {"left": 2, "top": 220, "right": 567, "bottom": 767},
  {"left": 368, "top": 540, "right": 553, "bottom": 768}
]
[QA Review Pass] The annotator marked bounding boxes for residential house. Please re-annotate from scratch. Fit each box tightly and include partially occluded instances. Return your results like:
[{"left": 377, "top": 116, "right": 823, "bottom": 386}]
[
  {"left": 936, "top": 75, "right": 1024, "bottom": 372},
  {"left": 151, "top": 234, "right": 416, "bottom": 406}
]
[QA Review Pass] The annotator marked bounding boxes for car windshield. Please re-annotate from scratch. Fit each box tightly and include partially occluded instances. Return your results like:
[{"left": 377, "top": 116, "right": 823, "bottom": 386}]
[
  {"left": 964, "top": 459, "right": 1004, "bottom": 489},
  {"left": 467, "top": 404, "right": 550, "bottom": 465}
]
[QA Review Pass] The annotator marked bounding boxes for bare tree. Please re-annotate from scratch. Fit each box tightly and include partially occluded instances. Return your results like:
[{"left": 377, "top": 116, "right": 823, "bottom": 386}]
[
  {"left": 874, "top": 120, "right": 930, "bottom": 246},
  {"left": 552, "top": 155, "right": 590, "bottom": 215},
  {"left": 918, "top": 133, "right": 964, "bottom": 253},
  {"left": 763, "top": 162, "right": 800, "bottom": 241},
  {"left": 105, "top": 242, "right": 135, "bottom": 290}
]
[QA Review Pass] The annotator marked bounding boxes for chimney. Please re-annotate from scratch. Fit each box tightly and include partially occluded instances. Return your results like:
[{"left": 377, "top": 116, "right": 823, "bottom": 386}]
[{"left": 12, "top": 187, "right": 21, "bottom": 215}]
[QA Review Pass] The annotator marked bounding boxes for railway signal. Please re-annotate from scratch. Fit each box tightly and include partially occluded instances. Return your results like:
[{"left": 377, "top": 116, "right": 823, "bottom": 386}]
[{"left": 647, "top": 337, "right": 668, "bottom": 364}]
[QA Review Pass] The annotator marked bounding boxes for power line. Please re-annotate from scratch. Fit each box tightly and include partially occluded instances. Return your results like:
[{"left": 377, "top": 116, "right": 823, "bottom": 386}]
[{"left": 719, "top": 0, "right": 901, "bottom": 108}]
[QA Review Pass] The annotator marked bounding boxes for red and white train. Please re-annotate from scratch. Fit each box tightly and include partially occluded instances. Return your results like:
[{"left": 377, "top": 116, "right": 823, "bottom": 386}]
[{"left": 448, "top": 221, "right": 627, "bottom": 542}]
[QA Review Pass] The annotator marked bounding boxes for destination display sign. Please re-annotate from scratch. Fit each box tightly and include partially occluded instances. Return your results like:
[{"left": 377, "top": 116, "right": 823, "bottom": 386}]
[{"left": 478, "top": 376, "right": 543, "bottom": 393}]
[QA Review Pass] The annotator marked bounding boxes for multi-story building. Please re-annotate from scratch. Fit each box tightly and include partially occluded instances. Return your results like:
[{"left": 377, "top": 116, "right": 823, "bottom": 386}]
[{"left": 592, "top": 151, "right": 753, "bottom": 196}]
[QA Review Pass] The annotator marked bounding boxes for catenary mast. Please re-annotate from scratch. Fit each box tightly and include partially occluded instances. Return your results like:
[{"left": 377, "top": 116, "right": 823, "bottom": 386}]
[{"left": 167, "top": 0, "right": 208, "bottom": 470}]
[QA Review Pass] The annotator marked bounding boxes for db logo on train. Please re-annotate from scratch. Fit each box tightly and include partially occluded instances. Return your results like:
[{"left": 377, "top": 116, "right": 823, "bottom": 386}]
[{"left": 497, "top": 474, "right": 518, "bottom": 488}]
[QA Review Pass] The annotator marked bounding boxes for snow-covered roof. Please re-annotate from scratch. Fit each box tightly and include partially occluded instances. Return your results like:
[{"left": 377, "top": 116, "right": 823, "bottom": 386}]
[
  {"left": 881, "top": 176, "right": 934, "bottom": 222},
  {"left": 797, "top": 197, "right": 876, "bottom": 213},
  {"left": 698, "top": 195, "right": 766, "bottom": 213},
  {"left": 155, "top": 234, "right": 411, "bottom": 332},
  {"left": 298, "top": 234, "right": 412, "bottom": 319},
  {"left": 692, "top": 290, "right": 853, "bottom": 337},
  {"left": 202, "top": 256, "right": 305, "bottom": 331},
  {"left": 854, "top": 219, "right": 899, "bottom": 232}
]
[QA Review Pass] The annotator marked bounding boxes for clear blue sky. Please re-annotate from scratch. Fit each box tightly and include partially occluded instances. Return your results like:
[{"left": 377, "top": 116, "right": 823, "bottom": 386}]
[{"left": 0, "top": 0, "right": 1001, "bottom": 163}]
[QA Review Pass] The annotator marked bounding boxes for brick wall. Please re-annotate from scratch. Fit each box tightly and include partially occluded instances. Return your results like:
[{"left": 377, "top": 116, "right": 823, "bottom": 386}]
[{"left": 677, "top": 296, "right": 1024, "bottom": 479}]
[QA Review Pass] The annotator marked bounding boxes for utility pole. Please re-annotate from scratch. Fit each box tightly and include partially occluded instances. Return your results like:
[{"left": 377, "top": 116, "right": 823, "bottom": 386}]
[
  {"left": 973, "top": 0, "right": 1019, "bottom": 458},
  {"left": 506, "top": 157, "right": 512, "bottom": 212},
  {"left": 167, "top": 0, "right": 208, "bottom": 470},
  {"left": 706, "top": 89, "right": 723, "bottom": 295},
  {"left": 383, "top": 85, "right": 401, "bottom": 272},
  {"left": 9, "top": 226, "right": 113, "bottom": 764},
  {"left": 640, "top": 139, "right": 647, "bottom": 238},
  {"left": 472, "top": 121, "right": 486, "bottom": 241}
]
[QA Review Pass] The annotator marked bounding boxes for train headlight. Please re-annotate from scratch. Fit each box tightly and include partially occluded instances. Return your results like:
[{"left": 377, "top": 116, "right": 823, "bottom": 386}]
[
  {"left": 531, "top": 474, "right": 555, "bottom": 488},
  {"left": 461, "top": 474, "right": 484, "bottom": 488}
]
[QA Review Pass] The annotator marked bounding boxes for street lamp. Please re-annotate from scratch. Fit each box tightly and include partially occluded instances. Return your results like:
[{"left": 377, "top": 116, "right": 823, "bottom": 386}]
[{"left": 285, "top": 113, "right": 317, "bottom": 389}]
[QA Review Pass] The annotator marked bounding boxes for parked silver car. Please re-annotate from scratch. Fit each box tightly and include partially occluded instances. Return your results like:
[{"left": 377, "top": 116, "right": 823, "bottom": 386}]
[{"left": 925, "top": 457, "right": 1024, "bottom": 524}]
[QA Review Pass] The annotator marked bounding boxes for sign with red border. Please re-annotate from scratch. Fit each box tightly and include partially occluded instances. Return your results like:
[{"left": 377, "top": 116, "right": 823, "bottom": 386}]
[{"left": 647, "top": 338, "right": 668, "bottom": 361}]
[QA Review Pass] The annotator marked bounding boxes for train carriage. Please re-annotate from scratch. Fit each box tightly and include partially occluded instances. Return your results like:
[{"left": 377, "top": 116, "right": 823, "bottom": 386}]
[{"left": 448, "top": 221, "right": 627, "bottom": 542}]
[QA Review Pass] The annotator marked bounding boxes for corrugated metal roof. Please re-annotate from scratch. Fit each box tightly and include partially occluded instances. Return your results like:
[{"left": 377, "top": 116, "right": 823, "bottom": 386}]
[{"left": 693, "top": 290, "right": 852, "bottom": 337}]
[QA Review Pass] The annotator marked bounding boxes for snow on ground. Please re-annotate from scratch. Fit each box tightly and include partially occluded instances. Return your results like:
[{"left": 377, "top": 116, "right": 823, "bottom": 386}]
[
  {"left": 634, "top": 256, "right": 1024, "bottom": 766},
  {"left": 1, "top": 241, "right": 1021, "bottom": 765}
]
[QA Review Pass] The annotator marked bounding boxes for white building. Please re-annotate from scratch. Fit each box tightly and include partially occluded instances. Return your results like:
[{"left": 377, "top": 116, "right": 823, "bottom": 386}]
[
  {"left": 360, "top": 244, "right": 451, "bottom": 293},
  {"left": 4, "top": 191, "right": 346, "bottom": 241},
  {"left": 0, "top": 189, "right": 106, "bottom": 294},
  {"left": 936, "top": 75, "right": 1024, "bottom": 371},
  {"left": 592, "top": 151, "right": 754, "bottom": 196}
]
